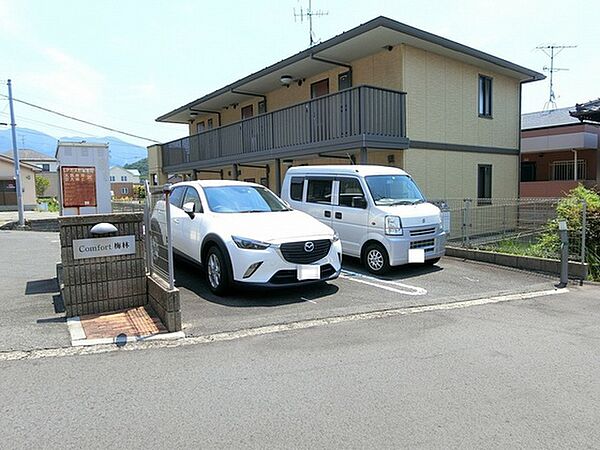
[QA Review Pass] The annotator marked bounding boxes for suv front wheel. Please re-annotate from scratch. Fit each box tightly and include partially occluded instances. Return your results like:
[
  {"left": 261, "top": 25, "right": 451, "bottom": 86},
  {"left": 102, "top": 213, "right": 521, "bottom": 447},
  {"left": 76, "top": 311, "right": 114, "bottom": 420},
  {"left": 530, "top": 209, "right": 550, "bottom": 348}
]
[{"left": 205, "top": 246, "right": 231, "bottom": 295}]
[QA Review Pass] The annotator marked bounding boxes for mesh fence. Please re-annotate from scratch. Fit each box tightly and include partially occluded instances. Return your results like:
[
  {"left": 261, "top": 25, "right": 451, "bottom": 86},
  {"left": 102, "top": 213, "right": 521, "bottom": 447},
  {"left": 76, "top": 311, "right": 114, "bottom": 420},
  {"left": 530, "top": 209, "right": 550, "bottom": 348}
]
[
  {"left": 144, "top": 183, "right": 174, "bottom": 288},
  {"left": 431, "top": 198, "right": 587, "bottom": 265},
  {"left": 112, "top": 200, "right": 144, "bottom": 212}
]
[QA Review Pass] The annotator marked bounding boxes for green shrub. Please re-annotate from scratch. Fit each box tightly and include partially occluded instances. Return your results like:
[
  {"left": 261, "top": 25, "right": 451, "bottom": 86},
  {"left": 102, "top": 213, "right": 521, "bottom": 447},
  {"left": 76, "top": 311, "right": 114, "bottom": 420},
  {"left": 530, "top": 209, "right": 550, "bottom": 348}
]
[{"left": 35, "top": 175, "right": 50, "bottom": 197}]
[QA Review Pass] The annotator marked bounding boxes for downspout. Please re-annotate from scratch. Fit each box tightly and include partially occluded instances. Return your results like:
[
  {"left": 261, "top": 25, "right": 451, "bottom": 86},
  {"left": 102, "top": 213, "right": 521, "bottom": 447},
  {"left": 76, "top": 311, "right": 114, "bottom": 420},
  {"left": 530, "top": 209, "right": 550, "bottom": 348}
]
[
  {"left": 230, "top": 89, "right": 267, "bottom": 113},
  {"left": 572, "top": 149, "right": 578, "bottom": 181}
]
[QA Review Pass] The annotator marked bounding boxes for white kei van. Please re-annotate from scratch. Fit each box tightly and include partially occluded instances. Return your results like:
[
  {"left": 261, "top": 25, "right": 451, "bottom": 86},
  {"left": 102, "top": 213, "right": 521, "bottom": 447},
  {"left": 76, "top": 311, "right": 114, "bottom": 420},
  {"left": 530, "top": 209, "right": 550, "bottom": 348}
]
[{"left": 281, "top": 165, "right": 447, "bottom": 274}]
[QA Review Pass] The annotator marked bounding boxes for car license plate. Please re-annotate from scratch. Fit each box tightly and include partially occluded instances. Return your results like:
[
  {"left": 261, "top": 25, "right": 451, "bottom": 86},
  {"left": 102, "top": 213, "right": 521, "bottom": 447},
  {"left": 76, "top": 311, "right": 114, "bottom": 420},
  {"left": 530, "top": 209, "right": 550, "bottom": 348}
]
[
  {"left": 408, "top": 249, "right": 425, "bottom": 263},
  {"left": 297, "top": 264, "right": 320, "bottom": 280}
]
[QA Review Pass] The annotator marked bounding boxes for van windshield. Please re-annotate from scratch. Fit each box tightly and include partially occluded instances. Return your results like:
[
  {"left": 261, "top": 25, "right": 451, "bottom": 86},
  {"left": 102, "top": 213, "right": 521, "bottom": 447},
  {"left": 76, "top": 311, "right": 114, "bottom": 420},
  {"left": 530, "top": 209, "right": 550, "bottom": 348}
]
[
  {"left": 203, "top": 185, "right": 291, "bottom": 213},
  {"left": 364, "top": 175, "right": 425, "bottom": 206}
]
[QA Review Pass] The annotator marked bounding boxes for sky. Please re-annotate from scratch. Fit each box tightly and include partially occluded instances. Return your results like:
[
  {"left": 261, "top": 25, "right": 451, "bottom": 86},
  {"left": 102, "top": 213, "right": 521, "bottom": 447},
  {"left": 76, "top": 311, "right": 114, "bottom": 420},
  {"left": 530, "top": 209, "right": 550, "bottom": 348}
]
[{"left": 0, "top": 0, "right": 598, "bottom": 154}]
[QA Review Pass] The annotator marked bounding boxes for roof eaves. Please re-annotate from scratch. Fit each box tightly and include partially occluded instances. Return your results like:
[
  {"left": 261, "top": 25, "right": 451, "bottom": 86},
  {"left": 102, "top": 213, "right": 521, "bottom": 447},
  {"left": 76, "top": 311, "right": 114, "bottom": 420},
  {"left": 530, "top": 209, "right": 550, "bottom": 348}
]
[{"left": 156, "top": 15, "right": 544, "bottom": 123}]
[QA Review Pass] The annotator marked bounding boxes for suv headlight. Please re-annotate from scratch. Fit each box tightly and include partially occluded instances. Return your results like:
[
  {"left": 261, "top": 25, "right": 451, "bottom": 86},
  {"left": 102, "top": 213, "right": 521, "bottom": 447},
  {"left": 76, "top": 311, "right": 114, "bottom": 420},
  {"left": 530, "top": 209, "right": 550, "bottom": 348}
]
[
  {"left": 232, "top": 236, "right": 271, "bottom": 250},
  {"left": 385, "top": 216, "right": 403, "bottom": 235},
  {"left": 332, "top": 231, "right": 340, "bottom": 242}
]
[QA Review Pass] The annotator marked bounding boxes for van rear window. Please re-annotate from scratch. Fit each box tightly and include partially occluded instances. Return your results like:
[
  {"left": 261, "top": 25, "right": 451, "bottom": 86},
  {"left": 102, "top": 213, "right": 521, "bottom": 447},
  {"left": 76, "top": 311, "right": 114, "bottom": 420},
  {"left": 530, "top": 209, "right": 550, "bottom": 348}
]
[{"left": 290, "top": 177, "right": 304, "bottom": 201}]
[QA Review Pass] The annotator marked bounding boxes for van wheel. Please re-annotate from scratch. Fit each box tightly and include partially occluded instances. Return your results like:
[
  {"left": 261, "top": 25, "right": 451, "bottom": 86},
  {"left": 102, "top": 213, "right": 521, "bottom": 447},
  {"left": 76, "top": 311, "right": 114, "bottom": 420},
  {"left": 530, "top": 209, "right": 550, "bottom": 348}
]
[
  {"left": 205, "top": 246, "right": 231, "bottom": 296},
  {"left": 363, "top": 243, "right": 390, "bottom": 275}
]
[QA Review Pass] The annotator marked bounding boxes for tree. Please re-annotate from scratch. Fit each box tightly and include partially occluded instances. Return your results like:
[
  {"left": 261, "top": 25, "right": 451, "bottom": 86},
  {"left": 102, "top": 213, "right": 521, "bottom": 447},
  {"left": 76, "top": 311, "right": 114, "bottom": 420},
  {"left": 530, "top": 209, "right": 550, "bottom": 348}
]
[{"left": 35, "top": 175, "right": 50, "bottom": 197}]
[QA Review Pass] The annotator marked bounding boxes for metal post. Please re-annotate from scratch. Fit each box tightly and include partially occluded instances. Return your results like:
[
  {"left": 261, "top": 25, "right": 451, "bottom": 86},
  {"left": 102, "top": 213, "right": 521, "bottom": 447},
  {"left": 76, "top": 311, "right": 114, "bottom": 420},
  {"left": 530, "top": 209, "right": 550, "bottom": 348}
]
[
  {"left": 581, "top": 199, "right": 587, "bottom": 264},
  {"left": 557, "top": 220, "right": 569, "bottom": 288},
  {"left": 274, "top": 159, "right": 281, "bottom": 195},
  {"left": 163, "top": 184, "right": 175, "bottom": 290},
  {"left": 7, "top": 80, "right": 24, "bottom": 226},
  {"left": 464, "top": 199, "right": 471, "bottom": 248},
  {"left": 143, "top": 181, "right": 152, "bottom": 276},
  {"left": 360, "top": 147, "right": 368, "bottom": 164}
]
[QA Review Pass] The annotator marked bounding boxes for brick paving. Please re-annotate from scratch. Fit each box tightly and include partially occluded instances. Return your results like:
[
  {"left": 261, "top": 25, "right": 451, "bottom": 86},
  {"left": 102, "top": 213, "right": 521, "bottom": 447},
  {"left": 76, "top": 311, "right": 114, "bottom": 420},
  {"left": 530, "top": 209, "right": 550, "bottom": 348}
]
[{"left": 80, "top": 306, "right": 166, "bottom": 340}]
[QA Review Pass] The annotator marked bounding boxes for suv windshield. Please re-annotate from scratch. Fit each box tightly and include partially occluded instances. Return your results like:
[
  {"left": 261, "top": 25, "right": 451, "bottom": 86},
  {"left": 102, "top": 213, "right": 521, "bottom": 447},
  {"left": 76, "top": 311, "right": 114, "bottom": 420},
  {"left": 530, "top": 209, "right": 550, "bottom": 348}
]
[
  {"left": 365, "top": 175, "right": 425, "bottom": 206},
  {"left": 203, "top": 185, "right": 291, "bottom": 213}
]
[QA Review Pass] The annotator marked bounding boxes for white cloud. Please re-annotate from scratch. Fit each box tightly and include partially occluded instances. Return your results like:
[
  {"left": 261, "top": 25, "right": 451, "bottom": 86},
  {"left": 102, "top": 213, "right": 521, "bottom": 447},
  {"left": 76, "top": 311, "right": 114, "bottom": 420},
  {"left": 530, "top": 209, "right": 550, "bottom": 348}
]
[{"left": 0, "top": 0, "right": 21, "bottom": 35}]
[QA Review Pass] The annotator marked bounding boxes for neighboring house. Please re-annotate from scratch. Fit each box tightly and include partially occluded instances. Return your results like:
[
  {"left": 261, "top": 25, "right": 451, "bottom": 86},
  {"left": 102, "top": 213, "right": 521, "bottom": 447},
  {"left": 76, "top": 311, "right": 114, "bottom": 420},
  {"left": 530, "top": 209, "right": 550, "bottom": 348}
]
[
  {"left": 0, "top": 153, "right": 40, "bottom": 211},
  {"left": 149, "top": 16, "right": 543, "bottom": 202},
  {"left": 2, "top": 149, "right": 59, "bottom": 197},
  {"left": 110, "top": 166, "right": 141, "bottom": 198},
  {"left": 520, "top": 105, "right": 600, "bottom": 197}
]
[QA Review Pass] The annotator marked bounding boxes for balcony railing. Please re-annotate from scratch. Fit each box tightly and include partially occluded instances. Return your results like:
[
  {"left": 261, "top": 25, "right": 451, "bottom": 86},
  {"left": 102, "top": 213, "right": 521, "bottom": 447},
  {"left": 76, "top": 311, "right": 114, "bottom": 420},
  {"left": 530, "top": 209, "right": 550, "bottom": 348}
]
[{"left": 161, "top": 85, "right": 407, "bottom": 171}]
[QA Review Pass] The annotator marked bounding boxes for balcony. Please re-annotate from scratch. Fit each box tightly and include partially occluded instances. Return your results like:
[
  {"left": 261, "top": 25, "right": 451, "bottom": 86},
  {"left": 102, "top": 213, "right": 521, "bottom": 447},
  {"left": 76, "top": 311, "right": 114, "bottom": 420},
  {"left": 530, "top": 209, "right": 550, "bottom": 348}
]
[{"left": 160, "top": 85, "right": 408, "bottom": 172}]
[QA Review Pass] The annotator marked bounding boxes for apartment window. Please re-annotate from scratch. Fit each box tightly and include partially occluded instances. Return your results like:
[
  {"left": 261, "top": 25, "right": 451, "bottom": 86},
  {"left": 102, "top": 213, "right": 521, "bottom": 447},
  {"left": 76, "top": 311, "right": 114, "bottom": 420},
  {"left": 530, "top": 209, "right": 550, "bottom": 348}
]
[
  {"left": 258, "top": 100, "right": 267, "bottom": 114},
  {"left": 521, "top": 162, "right": 536, "bottom": 182},
  {"left": 207, "top": 118, "right": 213, "bottom": 129},
  {"left": 307, "top": 178, "right": 332, "bottom": 204},
  {"left": 290, "top": 177, "right": 304, "bottom": 201},
  {"left": 241, "top": 105, "right": 253, "bottom": 120},
  {"left": 40, "top": 163, "right": 50, "bottom": 172},
  {"left": 477, "top": 164, "right": 492, "bottom": 205},
  {"left": 311, "top": 79, "right": 329, "bottom": 99},
  {"left": 196, "top": 121, "right": 205, "bottom": 134},
  {"left": 338, "top": 71, "right": 352, "bottom": 90},
  {"left": 121, "top": 187, "right": 129, "bottom": 195},
  {"left": 121, "top": 175, "right": 127, "bottom": 182},
  {"left": 478, "top": 75, "right": 492, "bottom": 117},
  {"left": 110, "top": 175, "right": 116, "bottom": 182}
]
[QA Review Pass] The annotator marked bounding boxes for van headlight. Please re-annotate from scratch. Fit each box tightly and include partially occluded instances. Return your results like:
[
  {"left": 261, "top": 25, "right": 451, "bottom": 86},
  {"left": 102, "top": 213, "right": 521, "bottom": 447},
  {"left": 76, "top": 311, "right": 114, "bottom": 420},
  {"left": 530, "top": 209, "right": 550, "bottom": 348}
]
[
  {"left": 332, "top": 231, "right": 340, "bottom": 242},
  {"left": 385, "top": 216, "right": 403, "bottom": 235},
  {"left": 232, "top": 236, "right": 271, "bottom": 250}
]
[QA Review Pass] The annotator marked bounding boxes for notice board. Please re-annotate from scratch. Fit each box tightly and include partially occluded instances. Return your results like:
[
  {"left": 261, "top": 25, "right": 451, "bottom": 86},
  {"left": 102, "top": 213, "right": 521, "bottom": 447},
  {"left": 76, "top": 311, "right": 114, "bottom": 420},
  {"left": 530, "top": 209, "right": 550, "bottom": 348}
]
[{"left": 61, "top": 166, "right": 97, "bottom": 207}]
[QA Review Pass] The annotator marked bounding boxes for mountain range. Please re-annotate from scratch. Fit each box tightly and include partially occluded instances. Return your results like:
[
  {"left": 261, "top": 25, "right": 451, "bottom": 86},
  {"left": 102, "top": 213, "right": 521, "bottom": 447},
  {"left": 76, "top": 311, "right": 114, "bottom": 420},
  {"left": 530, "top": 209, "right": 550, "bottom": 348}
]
[{"left": 0, "top": 127, "right": 147, "bottom": 167}]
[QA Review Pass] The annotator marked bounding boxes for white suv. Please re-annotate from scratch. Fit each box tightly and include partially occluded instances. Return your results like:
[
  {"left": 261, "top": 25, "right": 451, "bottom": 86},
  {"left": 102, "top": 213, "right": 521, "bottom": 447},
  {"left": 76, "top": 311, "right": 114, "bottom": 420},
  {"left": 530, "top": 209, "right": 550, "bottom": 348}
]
[{"left": 151, "top": 180, "right": 342, "bottom": 295}]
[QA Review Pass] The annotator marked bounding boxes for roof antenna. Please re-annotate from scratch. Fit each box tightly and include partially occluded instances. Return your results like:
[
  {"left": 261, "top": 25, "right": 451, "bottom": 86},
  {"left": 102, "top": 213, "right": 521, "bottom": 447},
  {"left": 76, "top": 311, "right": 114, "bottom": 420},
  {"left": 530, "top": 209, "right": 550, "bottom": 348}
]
[
  {"left": 536, "top": 44, "right": 576, "bottom": 111},
  {"left": 294, "top": 0, "right": 328, "bottom": 46}
]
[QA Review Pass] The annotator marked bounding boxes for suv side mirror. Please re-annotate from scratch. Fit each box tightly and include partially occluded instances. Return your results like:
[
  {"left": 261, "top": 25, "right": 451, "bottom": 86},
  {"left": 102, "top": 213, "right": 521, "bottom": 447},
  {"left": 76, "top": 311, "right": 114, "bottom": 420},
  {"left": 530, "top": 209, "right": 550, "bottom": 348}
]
[
  {"left": 351, "top": 196, "right": 367, "bottom": 209},
  {"left": 182, "top": 202, "right": 195, "bottom": 219}
]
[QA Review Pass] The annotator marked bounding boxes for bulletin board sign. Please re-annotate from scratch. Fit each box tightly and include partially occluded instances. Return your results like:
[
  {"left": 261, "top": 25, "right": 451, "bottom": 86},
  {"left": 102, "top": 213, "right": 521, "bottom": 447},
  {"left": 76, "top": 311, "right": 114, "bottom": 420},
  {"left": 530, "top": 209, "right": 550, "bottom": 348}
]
[{"left": 61, "top": 166, "right": 97, "bottom": 207}]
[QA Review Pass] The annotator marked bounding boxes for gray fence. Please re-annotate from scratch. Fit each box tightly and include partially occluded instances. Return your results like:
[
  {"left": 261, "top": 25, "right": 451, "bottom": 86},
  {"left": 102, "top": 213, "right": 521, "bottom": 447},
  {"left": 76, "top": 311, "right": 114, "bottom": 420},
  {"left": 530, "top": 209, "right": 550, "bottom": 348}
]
[
  {"left": 143, "top": 182, "right": 175, "bottom": 289},
  {"left": 112, "top": 200, "right": 144, "bottom": 213},
  {"left": 432, "top": 197, "right": 589, "bottom": 266}
]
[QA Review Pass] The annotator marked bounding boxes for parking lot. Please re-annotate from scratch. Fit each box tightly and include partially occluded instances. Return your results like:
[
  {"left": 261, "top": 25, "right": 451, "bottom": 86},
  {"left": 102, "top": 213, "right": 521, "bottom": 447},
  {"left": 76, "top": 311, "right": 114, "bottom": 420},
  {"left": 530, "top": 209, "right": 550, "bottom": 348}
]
[
  {"left": 175, "top": 253, "right": 557, "bottom": 337},
  {"left": 0, "top": 229, "right": 561, "bottom": 353}
]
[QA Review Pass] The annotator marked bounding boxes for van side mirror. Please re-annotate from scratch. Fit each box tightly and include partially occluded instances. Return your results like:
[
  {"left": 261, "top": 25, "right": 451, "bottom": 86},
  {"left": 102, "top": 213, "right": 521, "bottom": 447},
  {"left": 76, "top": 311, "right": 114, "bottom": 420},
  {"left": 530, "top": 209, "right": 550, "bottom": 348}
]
[
  {"left": 351, "top": 196, "right": 367, "bottom": 209},
  {"left": 182, "top": 202, "right": 195, "bottom": 219}
]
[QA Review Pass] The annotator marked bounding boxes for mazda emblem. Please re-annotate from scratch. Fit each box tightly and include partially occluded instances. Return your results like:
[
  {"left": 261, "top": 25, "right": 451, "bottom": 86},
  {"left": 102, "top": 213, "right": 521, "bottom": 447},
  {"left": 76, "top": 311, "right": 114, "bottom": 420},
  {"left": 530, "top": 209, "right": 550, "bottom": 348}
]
[{"left": 304, "top": 241, "right": 315, "bottom": 252}]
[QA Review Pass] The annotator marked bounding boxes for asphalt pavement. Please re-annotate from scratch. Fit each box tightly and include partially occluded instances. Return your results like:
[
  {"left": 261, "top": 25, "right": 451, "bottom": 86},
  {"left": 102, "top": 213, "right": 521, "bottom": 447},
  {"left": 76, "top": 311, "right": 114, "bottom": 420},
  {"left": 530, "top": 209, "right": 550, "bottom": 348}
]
[
  {"left": 0, "top": 230, "right": 70, "bottom": 352},
  {"left": 1, "top": 285, "right": 598, "bottom": 448}
]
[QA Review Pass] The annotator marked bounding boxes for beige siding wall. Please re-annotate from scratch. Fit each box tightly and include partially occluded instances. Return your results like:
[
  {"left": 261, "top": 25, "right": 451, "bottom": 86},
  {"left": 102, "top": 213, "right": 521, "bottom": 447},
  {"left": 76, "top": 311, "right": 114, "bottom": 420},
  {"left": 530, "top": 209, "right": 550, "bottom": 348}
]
[
  {"left": 403, "top": 148, "right": 518, "bottom": 199},
  {"left": 0, "top": 158, "right": 38, "bottom": 206},
  {"left": 403, "top": 45, "right": 520, "bottom": 149}
]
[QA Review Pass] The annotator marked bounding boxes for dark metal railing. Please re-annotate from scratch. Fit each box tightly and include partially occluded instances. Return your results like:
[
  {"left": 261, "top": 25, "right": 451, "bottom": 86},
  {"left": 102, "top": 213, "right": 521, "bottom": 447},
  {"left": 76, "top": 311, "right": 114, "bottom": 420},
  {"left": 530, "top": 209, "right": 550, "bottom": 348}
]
[{"left": 161, "top": 85, "right": 407, "bottom": 169}]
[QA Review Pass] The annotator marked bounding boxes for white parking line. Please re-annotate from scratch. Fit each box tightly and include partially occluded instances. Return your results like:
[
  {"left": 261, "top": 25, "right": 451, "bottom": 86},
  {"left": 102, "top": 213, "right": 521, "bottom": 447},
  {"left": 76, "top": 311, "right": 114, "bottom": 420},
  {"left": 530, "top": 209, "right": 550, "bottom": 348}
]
[{"left": 340, "top": 270, "right": 427, "bottom": 296}]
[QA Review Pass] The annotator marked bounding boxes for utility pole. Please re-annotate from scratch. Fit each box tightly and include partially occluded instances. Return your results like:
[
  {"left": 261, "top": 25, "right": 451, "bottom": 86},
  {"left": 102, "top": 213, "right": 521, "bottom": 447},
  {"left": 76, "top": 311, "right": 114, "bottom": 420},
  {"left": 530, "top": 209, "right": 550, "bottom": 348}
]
[
  {"left": 7, "top": 79, "right": 24, "bottom": 226},
  {"left": 536, "top": 45, "right": 576, "bottom": 110}
]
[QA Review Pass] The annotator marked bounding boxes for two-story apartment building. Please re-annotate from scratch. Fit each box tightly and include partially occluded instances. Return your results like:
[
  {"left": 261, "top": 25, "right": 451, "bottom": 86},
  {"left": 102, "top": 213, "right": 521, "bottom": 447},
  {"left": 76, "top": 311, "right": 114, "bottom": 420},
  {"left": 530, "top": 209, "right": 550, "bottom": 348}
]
[
  {"left": 149, "top": 16, "right": 543, "bottom": 201},
  {"left": 109, "top": 166, "right": 141, "bottom": 198}
]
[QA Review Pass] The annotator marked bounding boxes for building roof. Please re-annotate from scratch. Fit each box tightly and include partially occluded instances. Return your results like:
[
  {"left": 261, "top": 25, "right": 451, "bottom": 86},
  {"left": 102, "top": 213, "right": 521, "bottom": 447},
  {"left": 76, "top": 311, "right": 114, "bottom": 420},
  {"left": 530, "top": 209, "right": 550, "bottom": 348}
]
[
  {"left": 0, "top": 153, "right": 42, "bottom": 171},
  {"left": 1, "top": 148, "right": 57, "bottom": 161},
  {"left": 126, "top": 169, "right": 140, "bottom": 176},
  {"left": 521, "top": 106, "right": 582, "bottom": 130},
  {"left": 570, "top": 98, "right": 600, "bottom": 123},
  {"left": 157, "top": 16, "right": 544, "bottom": 124}
]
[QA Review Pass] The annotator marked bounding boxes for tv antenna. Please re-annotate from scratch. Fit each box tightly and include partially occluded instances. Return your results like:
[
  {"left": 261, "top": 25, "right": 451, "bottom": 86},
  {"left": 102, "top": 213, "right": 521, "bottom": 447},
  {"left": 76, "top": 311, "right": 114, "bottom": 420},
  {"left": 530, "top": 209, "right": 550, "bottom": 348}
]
[
  {"left": 294, "top": 0, "right": 328, "bottom": 46},
  {"left": 536, "top": 44, "right": 576, "bottom": 110}
]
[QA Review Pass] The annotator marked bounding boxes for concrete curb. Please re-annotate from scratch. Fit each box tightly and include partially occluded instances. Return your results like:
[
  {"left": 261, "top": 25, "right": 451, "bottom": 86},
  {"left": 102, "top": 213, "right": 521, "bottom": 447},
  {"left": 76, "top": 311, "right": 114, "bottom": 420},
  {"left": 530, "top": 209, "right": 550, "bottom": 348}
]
[{"left": 446, "top": 246, "right": 588, "bottom": 280}]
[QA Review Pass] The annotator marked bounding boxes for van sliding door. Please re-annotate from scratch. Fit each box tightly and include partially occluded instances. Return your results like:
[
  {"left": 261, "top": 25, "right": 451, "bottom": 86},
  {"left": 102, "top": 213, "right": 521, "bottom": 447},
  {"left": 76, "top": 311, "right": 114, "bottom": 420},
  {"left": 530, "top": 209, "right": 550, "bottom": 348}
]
[{"left": 305, "top": 177, "right": 334, "bottom": 228}]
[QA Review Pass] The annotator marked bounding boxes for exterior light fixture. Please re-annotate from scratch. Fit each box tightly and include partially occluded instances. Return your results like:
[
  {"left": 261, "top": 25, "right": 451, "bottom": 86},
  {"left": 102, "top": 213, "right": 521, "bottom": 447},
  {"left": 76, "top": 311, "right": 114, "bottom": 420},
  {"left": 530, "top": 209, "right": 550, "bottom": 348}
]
[{"left": 280, "top": 75, "right": 293, "bottom": 87}]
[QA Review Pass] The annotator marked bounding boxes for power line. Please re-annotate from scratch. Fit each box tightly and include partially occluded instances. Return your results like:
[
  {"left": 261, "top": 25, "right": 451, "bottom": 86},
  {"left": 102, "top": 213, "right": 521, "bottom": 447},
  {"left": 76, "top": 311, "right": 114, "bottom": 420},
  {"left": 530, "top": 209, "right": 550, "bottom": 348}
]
[{"left": 0, "top": 93, "right": 161, "bottom": 143}]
